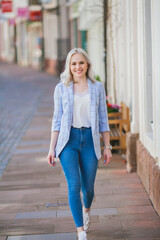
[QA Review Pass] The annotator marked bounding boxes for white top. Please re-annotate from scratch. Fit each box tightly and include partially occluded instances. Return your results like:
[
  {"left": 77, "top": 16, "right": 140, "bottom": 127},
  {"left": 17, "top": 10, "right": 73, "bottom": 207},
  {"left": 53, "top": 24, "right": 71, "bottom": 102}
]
[{"left": 72, "top": 89, "right": 91, "bottom": 128}]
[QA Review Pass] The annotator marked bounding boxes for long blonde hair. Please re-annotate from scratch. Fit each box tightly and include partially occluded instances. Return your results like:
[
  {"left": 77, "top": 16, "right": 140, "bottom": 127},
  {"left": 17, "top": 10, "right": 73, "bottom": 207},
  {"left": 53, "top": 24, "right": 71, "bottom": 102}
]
[{"left": 60, "top": 48, "right": 95, "bottom": 86}]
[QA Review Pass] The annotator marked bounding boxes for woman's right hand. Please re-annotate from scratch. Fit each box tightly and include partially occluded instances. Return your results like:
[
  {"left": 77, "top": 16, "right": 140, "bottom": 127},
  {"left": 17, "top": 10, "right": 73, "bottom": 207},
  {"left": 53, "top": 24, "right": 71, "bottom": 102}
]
[{"left": 47, "top": 149, "right": 56, "bottom": 167}]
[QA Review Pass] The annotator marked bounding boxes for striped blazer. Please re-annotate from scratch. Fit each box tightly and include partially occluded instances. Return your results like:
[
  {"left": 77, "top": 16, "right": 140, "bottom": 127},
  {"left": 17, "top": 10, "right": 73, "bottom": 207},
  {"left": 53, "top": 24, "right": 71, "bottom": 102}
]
[{"left": 51, "top": 78, "right": 110, "bottom": 160}]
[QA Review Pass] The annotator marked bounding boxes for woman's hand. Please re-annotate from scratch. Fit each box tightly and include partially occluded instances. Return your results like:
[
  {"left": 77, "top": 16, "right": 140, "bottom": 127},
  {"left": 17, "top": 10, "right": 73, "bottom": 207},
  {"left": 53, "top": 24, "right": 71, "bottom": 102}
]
[
  {"left": 47, "top": 149, "right": 56, "bottom": 167},
  {"left": 103, "top": 149, "right": 112, "bottom": 165}
]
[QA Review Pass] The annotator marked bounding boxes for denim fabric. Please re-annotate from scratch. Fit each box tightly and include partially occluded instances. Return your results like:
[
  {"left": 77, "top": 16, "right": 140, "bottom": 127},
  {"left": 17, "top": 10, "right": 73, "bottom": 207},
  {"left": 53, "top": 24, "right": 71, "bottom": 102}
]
[{"left": 59, "top": 126, "right": 98, "bottom": 228}]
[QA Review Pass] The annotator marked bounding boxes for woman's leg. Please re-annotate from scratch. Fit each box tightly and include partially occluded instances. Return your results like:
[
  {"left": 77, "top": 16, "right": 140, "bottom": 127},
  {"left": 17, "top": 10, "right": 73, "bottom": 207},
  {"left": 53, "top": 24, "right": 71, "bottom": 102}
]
[
  {"left": 79, "top": 130, "right": 98, "bottom": 209},
  {"left": 59, "top": 147, "right": 83, "bottom": 228},
  {"left": 80, "top": 151, "right": 98, "bottom": 209}
]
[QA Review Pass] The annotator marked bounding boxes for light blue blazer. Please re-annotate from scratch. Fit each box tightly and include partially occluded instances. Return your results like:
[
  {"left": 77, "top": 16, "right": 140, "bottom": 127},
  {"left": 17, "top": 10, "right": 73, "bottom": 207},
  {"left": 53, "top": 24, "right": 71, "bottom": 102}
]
[{"left": 51, "top": 78, "right": 110, "bottom": 160}]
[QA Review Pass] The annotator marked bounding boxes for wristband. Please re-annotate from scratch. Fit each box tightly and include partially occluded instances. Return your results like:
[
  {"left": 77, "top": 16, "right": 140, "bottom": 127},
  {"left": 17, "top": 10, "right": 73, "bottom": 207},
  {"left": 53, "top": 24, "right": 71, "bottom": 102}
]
[{"left": 104, "top": 145, "right": 112, "bottom": 150}]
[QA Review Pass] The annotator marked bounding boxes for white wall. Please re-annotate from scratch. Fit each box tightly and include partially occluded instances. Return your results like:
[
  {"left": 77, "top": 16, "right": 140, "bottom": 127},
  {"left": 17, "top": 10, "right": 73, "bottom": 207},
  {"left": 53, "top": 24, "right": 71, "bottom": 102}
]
[
  {"left": 87, "top": 19, "right": 105, "bottom": 83},
  {"left": 150, "top": 0, "right": 160, "bottom": 166},
  {"left": 44, "top": 12, "right": 58, "bottom": 60},
  {"left": 1, "top": 20, "right": 9, "bottom": 61},
  {"left": 78, "top": 0, "right": 105, "bottom": 82},
  {"left": 137, "top": 0, "right": 153, "bottom": 157},
  {"left": 79, "top": 0, "right": 103, "bottom": 31},
  {"left": 60, "top": 0, "right": 69, "bottom": 39},
  {"left": 130, "top": 0, "right": 139, "bottom": 133},
  {"left": 136, "top": 0, "right": 160, "bottom": 166},
  {"left": 107, "top": 0, "right": 132, "bottom": 107}
]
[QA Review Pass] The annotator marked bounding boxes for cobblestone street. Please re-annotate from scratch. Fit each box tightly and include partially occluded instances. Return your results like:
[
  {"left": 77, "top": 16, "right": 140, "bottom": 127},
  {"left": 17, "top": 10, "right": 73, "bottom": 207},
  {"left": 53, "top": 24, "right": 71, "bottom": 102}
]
[
  {"left": 0, "top": 62, "right": 57, "bottom": 177},
  {"left": 0, "top": 62, "right": 160, "bottom": 240}
]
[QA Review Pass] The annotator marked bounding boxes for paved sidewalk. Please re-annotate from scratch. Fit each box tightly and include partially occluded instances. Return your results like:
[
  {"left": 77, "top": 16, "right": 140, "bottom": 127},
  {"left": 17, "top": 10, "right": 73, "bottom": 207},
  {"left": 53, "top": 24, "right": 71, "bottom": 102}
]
[
  {"left": 0, "top": 62, "right": 160, "bottom": 240},
  {"left": 0, "top": 61, "right": 57, "bottom": 177}
]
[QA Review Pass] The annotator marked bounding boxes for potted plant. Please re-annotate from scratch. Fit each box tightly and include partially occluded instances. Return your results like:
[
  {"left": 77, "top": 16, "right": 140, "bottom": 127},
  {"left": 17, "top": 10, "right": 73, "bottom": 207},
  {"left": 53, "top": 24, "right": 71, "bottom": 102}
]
[{"left": 106, "top": 96, "right": 121, "bottom": 113}]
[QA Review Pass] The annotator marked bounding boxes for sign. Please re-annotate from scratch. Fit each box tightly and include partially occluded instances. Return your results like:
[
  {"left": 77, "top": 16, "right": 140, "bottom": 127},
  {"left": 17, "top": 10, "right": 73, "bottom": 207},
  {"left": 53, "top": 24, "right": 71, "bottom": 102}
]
[
  {"left": 17, "top": 7, "right": 29, "bottom": 18},
  {"left": 1, "top": 0, "right": 13, "bottom": 13},
  {"left": 29, "top": 10, "right": 42, "bottom": 21}
]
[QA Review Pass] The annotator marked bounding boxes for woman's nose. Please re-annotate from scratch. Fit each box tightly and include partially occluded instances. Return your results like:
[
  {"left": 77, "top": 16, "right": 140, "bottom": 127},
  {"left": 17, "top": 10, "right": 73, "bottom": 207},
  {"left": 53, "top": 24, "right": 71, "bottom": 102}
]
[{"left": 76, "top": 64, "right": 80, "bottom": 68}]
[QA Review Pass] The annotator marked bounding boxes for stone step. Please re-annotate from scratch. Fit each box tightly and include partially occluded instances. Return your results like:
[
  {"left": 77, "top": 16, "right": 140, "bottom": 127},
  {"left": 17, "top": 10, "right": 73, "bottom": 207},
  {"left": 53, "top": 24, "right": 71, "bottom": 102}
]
[
  {"left": 7, "top": 233, "right": 77, "bottom": 240},
  {"left": 15, "top": 208, "right": 118, "bottom": 220}
]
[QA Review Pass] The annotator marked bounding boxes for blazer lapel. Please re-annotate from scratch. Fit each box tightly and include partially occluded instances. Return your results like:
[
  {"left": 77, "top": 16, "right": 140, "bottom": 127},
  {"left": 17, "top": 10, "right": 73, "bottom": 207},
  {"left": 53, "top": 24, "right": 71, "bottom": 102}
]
[
  {"left": 68, "top": 81, "right": 74, "bottom": 124},
  {"left": 88, "top": 78, "right": 96, "bottom": 127}
]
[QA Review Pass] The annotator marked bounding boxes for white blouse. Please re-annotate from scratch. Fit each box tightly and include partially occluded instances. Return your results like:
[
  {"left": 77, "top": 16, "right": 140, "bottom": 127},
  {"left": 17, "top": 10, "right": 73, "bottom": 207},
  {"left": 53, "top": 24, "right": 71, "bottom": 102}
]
[{"left": 72, "top": 89, "right": 91, "bottom": 128}]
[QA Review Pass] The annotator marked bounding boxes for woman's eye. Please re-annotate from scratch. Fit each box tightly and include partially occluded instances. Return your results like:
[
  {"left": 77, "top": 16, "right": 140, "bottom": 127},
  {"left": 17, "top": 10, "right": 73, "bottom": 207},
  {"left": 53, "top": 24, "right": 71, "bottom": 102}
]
[{"left": 71, "top": 62, "right": 85, "bottom": 66}]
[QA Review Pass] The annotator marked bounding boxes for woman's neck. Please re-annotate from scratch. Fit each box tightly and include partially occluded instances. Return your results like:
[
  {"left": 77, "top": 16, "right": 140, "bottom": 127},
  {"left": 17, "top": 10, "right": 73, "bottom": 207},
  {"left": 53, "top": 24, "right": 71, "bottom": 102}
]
[
  {"left": 73, "top": 76, "right": 87, "bottom": 84},
  {"left": 73, "top": 77, "right": 88, "bottom": 94}
]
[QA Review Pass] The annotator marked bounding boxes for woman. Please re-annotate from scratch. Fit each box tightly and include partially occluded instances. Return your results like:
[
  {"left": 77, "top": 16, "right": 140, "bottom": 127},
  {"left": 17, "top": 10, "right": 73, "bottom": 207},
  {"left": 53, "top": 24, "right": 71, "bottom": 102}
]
[{"left": 47, "top": 48, "right": 112, "bottom": 240}]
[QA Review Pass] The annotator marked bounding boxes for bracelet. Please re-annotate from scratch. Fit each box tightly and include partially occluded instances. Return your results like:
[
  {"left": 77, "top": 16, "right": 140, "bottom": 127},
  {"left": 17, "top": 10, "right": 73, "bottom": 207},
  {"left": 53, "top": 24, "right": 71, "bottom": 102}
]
[{"left": 104, "top": 145, "right": 112, "bottom": 150}]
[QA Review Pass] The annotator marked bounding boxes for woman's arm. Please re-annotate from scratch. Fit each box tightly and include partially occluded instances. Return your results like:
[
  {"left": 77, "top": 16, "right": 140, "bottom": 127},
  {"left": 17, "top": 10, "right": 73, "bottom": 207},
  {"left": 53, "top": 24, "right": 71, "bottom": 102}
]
[
  {"left": 98, "top": 82, "right": 112, "bottom": 164},
  {"left": 101, "top": 131, "right": 110, "bottom": 146},
  {"left": 48, "top": 83, "right": 63, "bottom": 166},
  {"left": 101, "top": 131, "right": 112, "bottom": 165},
  {"left": 47, "top": 131, "right": 59, "bottom": 166},
  {"left": 49, "top": 131, "right": 59, "bottom": 151}
]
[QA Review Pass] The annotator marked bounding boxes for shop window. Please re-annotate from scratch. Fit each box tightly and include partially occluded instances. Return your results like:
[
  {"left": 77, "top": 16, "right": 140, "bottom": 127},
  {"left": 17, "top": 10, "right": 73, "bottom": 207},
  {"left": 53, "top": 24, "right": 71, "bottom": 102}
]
[{"left": 81, "top": 30, "right": 87, "bottom": 51}]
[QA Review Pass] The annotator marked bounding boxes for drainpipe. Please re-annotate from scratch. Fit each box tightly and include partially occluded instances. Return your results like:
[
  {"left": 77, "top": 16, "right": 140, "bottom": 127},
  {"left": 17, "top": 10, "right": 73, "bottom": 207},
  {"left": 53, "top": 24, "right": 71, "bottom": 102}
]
[
  {"left": 57, "top": 0, "right": 61, "bottom": 74},
  {"left": 41, "top": 4, "right": 45, "bottom": 70}
]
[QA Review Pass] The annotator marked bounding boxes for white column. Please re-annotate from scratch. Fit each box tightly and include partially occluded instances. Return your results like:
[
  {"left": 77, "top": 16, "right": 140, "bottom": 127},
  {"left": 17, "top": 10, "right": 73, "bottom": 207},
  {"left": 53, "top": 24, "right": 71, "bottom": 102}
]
[
  {"left": 124, "top": 0, "right": 132, "bottom": 107},
  {"left": 88, "top": 19, "right": 104, "bottom": 83},
  {"left": 137, "top": 0, "right": 145, "bottom": 142},
  {"left": 130, "top": 0, "right": 139, "bottom": 133},
  {"left": 152, "top": 0, "right": 160, "bottom": 166}
]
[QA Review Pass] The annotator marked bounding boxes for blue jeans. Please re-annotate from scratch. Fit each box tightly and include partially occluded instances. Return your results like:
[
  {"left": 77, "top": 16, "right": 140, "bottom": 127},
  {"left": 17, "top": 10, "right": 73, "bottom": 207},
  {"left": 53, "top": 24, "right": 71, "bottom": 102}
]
[{"left": 59, "top": 126, "right": 98, "bottom": 228}]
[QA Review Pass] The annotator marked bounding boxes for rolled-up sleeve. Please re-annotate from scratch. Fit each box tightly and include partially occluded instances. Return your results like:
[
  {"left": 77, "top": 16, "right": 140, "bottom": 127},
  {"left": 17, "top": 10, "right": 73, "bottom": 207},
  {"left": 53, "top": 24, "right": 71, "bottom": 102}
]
[
  {"left": 98, "top": 83, "right": 110, "bottom": 132},
  {"left": 51, "top": 84, "right": 63, "bottom": 132}
]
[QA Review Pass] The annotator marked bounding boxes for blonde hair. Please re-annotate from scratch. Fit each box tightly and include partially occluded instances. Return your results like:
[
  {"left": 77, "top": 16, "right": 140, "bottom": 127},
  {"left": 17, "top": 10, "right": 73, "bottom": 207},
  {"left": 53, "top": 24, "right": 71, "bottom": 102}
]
[{"left": 60, "top": 48, "right": 96, "bottom": 86}]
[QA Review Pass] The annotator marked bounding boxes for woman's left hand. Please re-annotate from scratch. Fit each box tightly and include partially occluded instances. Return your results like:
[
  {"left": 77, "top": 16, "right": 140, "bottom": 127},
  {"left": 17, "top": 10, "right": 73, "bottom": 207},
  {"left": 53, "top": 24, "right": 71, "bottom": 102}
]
[{"left": 103, "top": 149, "right": 112, "bottom": 165}]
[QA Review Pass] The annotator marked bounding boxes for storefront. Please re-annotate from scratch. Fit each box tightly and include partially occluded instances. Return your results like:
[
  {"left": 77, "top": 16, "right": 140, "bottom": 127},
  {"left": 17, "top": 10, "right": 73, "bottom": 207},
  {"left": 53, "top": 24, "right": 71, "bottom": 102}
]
[{"left": 27, "top": 5, "right": 44, "bottom": 70}]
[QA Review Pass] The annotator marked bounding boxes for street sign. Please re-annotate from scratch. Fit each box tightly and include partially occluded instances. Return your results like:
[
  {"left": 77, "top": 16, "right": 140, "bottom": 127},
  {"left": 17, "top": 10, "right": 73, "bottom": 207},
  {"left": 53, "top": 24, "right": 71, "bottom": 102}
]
[
  {"left": 1, "top": 0, "right": 13, "bottom": 13},
  {"left": 29, "top": 10, "right": 42, "bottom": 21},
  {"left": 17, "top": 7, "right": 29, "bottom": 18}
]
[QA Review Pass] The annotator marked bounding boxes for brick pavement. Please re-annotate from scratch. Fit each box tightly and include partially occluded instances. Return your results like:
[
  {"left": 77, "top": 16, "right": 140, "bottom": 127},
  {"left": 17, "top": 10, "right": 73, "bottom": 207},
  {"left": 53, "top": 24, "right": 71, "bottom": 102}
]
[
  {"left": 0, "top": 62, "right": 160, "bottom": 240},
  {"left": 0, "top": 61, "right": 57, "bottom": 177}
]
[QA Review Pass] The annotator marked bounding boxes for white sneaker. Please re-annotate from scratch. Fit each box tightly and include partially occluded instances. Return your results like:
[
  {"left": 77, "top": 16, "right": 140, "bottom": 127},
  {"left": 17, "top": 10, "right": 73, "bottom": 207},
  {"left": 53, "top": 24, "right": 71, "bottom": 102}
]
[
  {"left": 78, "top": 231, "right": 88, "bottom": 240},
  {"left": 83, "top": 206, "right": 91, "bottom": 232}
]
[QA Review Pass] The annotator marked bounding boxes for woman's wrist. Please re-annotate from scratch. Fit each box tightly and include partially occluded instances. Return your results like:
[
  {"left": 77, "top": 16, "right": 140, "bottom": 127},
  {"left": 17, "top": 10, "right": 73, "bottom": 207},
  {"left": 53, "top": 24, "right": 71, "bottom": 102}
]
[
  {"left": 104, "top": 148, "right": 111, "bottom": 153},
  {"left": 49, "top": 146, "right": 56, "bottom": 152}
]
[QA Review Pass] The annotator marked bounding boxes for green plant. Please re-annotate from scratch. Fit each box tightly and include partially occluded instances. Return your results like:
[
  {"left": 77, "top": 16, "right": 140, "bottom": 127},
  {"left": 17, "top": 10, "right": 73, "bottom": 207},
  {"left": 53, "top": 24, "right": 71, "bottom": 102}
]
[{"left": 94, "top": 75, "right": 101, "bottom": 82}]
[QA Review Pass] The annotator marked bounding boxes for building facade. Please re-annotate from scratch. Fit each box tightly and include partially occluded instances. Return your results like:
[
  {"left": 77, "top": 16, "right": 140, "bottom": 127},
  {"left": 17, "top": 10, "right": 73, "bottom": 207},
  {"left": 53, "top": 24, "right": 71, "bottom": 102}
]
[{"left": 106, "top": 0, "right": 160, "bottom": 216}]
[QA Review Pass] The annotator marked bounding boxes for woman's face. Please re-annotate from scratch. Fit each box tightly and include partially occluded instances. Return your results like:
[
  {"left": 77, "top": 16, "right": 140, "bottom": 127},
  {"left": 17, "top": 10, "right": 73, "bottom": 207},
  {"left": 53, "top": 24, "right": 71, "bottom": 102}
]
[{"left": 70, "top": 53, "right": 88, "bottom": 80}]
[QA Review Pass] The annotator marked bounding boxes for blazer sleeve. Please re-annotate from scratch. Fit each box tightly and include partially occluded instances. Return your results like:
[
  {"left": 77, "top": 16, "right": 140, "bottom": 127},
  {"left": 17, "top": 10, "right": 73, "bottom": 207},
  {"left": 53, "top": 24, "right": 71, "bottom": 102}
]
[
  {"left": 51, "top": 84, "right": 63, "bottom": 132},
  {"left": 98, "top": 82, "right": 110, "bottom": 133}
]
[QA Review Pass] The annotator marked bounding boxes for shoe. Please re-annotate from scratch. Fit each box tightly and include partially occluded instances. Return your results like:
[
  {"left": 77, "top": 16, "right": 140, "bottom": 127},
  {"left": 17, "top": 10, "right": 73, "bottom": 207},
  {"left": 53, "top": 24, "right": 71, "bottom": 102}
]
[
  {"left": 78, "top": 231, "right": 88, "bottom": 240},
  {"left": 83, "top": 206, "right": 91, "bottom": 232}
]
